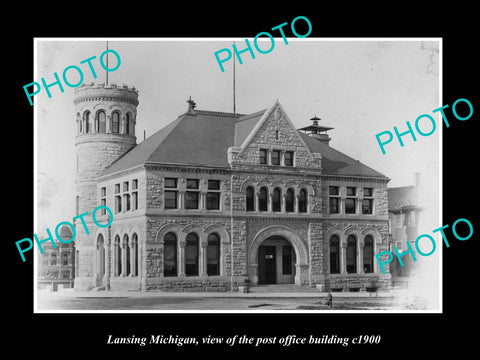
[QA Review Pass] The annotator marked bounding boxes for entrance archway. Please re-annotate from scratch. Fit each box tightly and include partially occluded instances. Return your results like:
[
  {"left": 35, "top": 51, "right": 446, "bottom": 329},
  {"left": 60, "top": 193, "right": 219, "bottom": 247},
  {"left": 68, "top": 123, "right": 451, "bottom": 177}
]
[{"left": 248, "top": 226, "right": 309, "bottom": 286}]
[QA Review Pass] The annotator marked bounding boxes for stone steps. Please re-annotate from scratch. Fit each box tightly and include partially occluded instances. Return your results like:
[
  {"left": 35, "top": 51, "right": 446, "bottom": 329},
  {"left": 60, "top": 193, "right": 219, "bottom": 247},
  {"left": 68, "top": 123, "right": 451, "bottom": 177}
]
[{"left": 248, "top": 284, "right": 321, "bottom": 293}]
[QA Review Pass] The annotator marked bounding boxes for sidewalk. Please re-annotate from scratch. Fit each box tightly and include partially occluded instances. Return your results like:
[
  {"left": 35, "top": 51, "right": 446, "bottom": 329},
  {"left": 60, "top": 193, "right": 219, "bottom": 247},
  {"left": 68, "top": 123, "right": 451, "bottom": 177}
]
[{"left": 37, "top": 288, "right": 395, "bottom": 299}]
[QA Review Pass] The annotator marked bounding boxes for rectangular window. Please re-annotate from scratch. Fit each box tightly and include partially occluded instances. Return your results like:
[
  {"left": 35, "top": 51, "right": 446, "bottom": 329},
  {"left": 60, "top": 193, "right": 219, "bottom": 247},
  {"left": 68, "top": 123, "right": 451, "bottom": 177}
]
[
  {"left": 124, "top": 194, "right": 131, "bottom": 211},
  {"left": 186, "top": 179, "right": 199, "bottom": 189},
  {"left": 207, "top": 180, "right": 221, "bottom": 210},
  {"left": 345, "top": 198, "right": 356, "bottom": 214},
  {"left": 185, "top": 179, "right": 200, "bottom": 209},
  {"left": 362, "top": 199, "right": 373, "bottom": 214},
  {"left": 164, "top": 178, "right": 178, "bottom": 210},
  {"left": 259, "top": 149, "right": 268, "bottom": 164},
  {"left": 115, "top": 195, "right": 122, "bottom": 213},
  {"left": 329, "top": 186, "right": 339, "bottom": 195},
  {"left": 284, "top": 151, "right": 294, "bottom": 166},
  {"left": 282, "top": 246, "right": 292, "bottom": 275},
  {"left": 364, "top": 187, "right": 373, "bottom": 197},
  {"left": 115, "top": 183, "right": 120, "bottom": 194},
  {"left": 185, "top": 191, "right": 199, "bottom": 209},
  {"left": 329, "top": 197, "right": 339, "bottom": 214},
  {"left": 346, "top": 187, "right": 356, "bottom": 196},
  {"left": 123, "top": 181, "right": 129, "bottom": 192},
  {"left": 100, "top": 187, "right": 107, "bottom": 215},
  {"left": 164, "top": 178, "right": 177, "bottom": 188},
  {"left": 132, "top": 191, "right": 138, "bottom": 210},
  {"left": 208, "top": 180, "right": 220, "bottom": 190},
  {"left": 132, "top": 179, "right": 138, "bottom": 190},
  {"left": 271, "top": 150, "right": 281, "bottom": 165},
  {"left": 164, "top": 191, "right": 178, "bottom": 209}
]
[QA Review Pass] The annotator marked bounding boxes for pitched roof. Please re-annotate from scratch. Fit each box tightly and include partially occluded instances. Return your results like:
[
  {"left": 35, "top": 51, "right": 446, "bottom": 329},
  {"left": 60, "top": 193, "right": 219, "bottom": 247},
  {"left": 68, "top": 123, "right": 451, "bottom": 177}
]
[
  {"left": 100, "top": 104, "right": 387, "bottom": 179},
  {"left": 298, "top": 132, "right": 386, "bottom": 177}
]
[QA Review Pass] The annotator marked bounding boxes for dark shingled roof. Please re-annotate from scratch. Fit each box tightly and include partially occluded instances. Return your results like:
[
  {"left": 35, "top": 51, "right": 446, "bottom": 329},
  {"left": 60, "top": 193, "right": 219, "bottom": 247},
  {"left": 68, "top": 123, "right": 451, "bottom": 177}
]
[
  {"left": 101, "top": 105, "right": 387, "bottom": 179},
  {"left": 388, "top": 186, "right": 417, "bottom": 211}
]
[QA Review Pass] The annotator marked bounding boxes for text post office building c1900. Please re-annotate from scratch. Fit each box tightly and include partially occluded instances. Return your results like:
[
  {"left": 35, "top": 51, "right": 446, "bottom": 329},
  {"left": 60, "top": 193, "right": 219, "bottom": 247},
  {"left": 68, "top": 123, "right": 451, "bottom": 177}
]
[{"left": 73, "top": 83, "right": 392, "bottom": 292}]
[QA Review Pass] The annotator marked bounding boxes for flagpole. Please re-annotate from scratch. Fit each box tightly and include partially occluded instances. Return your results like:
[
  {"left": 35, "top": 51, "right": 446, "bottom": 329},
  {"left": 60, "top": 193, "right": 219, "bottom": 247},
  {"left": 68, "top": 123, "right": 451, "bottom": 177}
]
[
  {"left": 106, "top": 40, "right": 109, "bottom": 85},
  {"left": 233, "top": 41, "right": 236, "bottom": 114}
]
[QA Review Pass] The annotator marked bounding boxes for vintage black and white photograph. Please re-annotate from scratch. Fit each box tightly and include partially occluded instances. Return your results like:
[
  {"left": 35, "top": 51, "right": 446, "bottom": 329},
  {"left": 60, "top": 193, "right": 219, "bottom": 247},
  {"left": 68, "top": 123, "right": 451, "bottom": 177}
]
[{"left": 33, "top": 38, "right": 441, "bottom": 312}]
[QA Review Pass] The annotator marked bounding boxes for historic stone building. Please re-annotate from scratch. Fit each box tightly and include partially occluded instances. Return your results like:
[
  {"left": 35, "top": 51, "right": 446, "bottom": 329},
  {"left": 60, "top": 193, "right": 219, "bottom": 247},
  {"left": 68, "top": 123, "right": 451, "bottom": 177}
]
[{"left": 73, "top": 82, "right": 392, "bottom": 292}]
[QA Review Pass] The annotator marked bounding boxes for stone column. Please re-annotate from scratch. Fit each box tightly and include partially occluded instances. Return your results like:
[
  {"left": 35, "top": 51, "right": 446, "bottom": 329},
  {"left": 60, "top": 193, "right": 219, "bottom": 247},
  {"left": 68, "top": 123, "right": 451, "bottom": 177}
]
[
  {"left": 281, "top": 192, "right": 286, "bottom": 212},
  {"left": 178, "top": 241, "right": 186, "bottom": 277},
  {"left": 340, "top": 242, "right": 347, "bottom": 274},
  {"left": 129, "top": 241, "right": 135, "bottom": 277},
  {"left": 121, "top": 240, "right": 127, "bottom": 276},
  {"left": 200, "top": 242, "right": 208, "bottom": 277},
  {"left": 179, "top": 191, "right": 184, "bottom": 210},
  {"left": 255, "top": 190, "right": 260, "bottom": 212},
  {"left": 358, "top": 241, "right": 365, "bottom": 274}
]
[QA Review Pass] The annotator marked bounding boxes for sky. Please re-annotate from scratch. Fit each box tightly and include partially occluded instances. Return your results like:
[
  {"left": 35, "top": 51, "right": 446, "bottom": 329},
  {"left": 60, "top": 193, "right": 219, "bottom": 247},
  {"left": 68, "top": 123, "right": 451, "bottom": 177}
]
[{"left": 35, "top": 38, "right": 441, "bottom": 231}]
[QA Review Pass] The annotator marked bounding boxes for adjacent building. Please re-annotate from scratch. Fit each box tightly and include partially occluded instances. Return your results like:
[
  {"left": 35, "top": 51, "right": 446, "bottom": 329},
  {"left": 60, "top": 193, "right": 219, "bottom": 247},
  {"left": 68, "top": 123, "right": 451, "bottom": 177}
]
[{"left": 73, "top": 82, "right": 392, "bottom": 292}]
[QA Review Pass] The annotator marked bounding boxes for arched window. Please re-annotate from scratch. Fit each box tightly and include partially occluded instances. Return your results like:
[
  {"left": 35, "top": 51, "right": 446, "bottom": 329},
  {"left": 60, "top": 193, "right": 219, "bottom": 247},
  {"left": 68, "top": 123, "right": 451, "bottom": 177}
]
[
  {"left": 111, "top": 111, "right": 120, "bottom": 133},
  {"left": 97, "top": 234, "right": 105, "bottom": 275},
  {"left": 77, "top": 113, "right": 82, "bottom": 133},
  {"left": 125, "top": 113, "right": 131, "bottom": 135},
  {"left": 96, "top": 110, "right": 106, "bottom": 133},
  {"left": 185, "top": 233, "right": 199, "bottom": 276},
  {"left": 84, "top": 111, "right": 90, "bottom": 134},
  {"left": 330, "top": 235, "right": 340, "bottom": 274},
  {"left": 298, "top": 189, "right": 308, "bottom": 213},
  {"left": 272, "top": 188, "right": 281, "bottom": 212},
  {"left": 286, "top": 188, "right": 295, "bottom": 212},
  {"left": 207, "top": 233, "right": 220, "bottom": 276},
  {"left": 259, "top": 187, "right": 268, "bottom": 212},
  {"left": 346, "top": 235, "right": 357, "bottom": 273},
  {"left": 114, "top": 235, "right": 121, "bottom": 276},
  {"left": 62, "top": 252, "right": 69, "bottom": 266},
  {"left": 163, "top": 232, "right": 177, "bottom": 277},
  {"left": 246, "top": 186, "right": 255, "bottom": 212},
  {"left": 132, "top": 233, "right": 138, "bottom": 277},
  {"left": 123, "top": 234, "right": 130, "bottom": 276},
  {"left": 50, "top": 253, "right": 57, "bottom": 266},
  {"left": 363, "top": 235, "right": 374, "bottom": 273}
]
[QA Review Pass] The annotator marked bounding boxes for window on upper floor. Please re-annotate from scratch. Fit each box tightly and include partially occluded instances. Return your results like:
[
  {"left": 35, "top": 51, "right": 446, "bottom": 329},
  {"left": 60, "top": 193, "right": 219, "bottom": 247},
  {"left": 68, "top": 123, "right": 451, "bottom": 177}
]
[
  {"left": 206, "top": 180, "right": 221, "bottom": 210},
  {"left": 329, "top": 186, "right": 340, "bottom": 214},
  {"left": 272, "top": 188, "right": 281, "bottom": 212},
  {"left": 260, "top": 149, "right": 268, "bottom": 164},
  {"left": 298, "top": 189, "right": 308, "bottom": 213},
  {"left": 285, "top": 188, "right": 295, "bottom": 212},
  {"left": 345, "top": 187, "right": 357, "bottom": 214},
  {"left": 362, "top": 187, "right": 373, "bottom": 214},
  {"left": 259, "top": 187, "right": 268, "bottom": 211},
  {"left": 271, "top": 150, "right": 281, "bottom": 165},
  {"left": 96, "top": 110, "right": 106, "bottom": 133},
  {"left": 112, "top": 111, "right": 120, "bottom": 133},
  {"left": 185, "top": 179, "right": 199, "bottom": 209},
  {"left": 164, "top": 178, "right": 178, "bottom": 210},
  {"left": 284, "top": 151, "right": 294, "bottom": 166},
  {"left": 100, "top": 187, "right": 107, "bottom": 215},
  {"left": 246, "top": 186, "right": 255, "bottom": 212}
]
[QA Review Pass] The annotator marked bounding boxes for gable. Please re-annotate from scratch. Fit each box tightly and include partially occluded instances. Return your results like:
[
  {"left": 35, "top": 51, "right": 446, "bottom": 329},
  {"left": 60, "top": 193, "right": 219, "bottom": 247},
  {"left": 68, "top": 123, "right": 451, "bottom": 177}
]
[{"left": 237, "top": 101, "right": 320, "bottom": 168}]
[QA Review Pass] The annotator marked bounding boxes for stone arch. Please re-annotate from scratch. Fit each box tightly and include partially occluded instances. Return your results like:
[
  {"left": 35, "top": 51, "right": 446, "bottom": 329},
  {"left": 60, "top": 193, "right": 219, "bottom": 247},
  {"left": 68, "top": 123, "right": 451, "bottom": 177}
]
[
  {"left": 154, "top": 223, "right": 182, "bottom": 243},
  {"left": 181, "top": 224, "right": 204, "bottom": 242},
  {"left": 297, "top": 182, "right": 315, "bottom": 196},
  {"left": 204, "top": 224, "right": 230, "bottom": 244},
  {"left": 248, "top": 225, "right": 309, "bottom": 286},
  {"left": 345, "top": 226, "right": 362, "bottom": 243},
  {"left": 240, "top": 179, "right": 257, "bottom": 192},
  {"left": 361, "top": 227, "right": 383, "bottom": 244}
]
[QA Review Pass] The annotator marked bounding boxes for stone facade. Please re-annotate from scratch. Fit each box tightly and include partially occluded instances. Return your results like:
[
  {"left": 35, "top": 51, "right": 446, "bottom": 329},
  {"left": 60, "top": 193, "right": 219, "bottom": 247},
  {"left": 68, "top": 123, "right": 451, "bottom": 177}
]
[{"left": 73, "top": 86, "right": 392, "bottom": 293}]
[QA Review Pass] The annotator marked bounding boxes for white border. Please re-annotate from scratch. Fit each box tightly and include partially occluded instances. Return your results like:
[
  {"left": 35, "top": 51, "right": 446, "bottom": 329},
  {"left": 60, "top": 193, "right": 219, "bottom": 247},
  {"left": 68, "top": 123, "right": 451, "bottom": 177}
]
[{"left": 33, "top": 37, "right": 443, "bottom": 314}]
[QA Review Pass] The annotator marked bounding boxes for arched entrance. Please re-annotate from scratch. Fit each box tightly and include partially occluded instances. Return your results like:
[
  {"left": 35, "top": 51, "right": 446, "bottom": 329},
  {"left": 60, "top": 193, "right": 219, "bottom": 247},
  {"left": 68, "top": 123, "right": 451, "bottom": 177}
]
[{"left": 248, "top": 226, "right": 309, "bottom": 286}]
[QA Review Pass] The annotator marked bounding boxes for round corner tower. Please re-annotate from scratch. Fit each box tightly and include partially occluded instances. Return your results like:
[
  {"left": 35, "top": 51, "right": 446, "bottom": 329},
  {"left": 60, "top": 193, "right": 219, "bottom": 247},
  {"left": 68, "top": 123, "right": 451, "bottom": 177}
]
[{"left": 73, "top": 82, "right": 139, "bottom": 290}]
